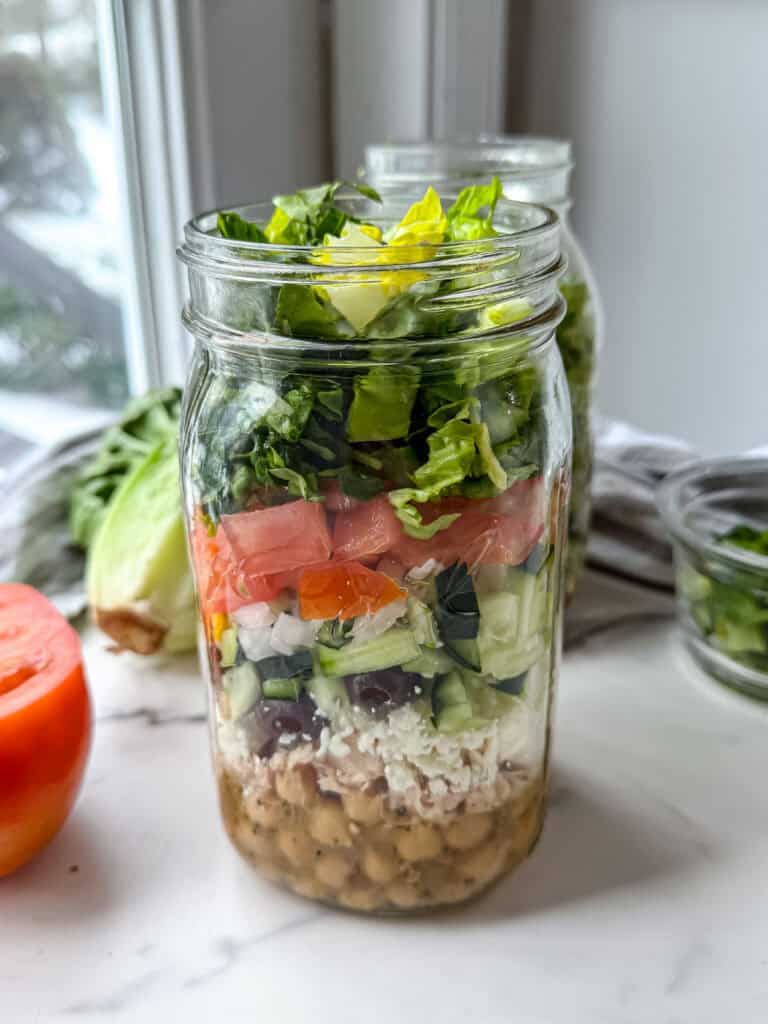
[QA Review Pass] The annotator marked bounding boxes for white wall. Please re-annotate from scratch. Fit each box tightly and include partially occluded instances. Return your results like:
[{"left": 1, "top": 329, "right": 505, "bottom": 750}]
[
  {"left": 525, "top": 0, "right": 768, "bottom": 454},
  {"left": 178, "top": 0, "right": 331, "bottom": 208}
]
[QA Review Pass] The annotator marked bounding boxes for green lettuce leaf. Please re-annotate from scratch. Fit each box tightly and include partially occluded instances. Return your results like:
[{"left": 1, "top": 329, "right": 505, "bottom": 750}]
[
  {"left": 70, "top": 387, "right": 182, "bottom": 548},
  {"left": 445, "top": 177, "right": 502, "bottom": 241},
  {"left": 217, "top": 211, "right": 267, "bottom": 243},
  {"left": 274, "top": 284, "right": 353, "bottom": 339},
  {"left": 346, "top": 365, "right": 420, "bottom": 442}
]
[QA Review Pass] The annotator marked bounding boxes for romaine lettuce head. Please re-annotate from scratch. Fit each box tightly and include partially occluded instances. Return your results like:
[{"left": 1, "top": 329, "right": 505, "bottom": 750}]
[{"left": 87, "top": 439, "right": 196, "bottom": 655}]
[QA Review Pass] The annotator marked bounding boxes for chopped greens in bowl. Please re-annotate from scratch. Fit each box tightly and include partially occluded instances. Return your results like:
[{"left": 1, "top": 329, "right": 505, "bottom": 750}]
[{"left": 659, "top": 457, "right": 768, "bottom": 700}]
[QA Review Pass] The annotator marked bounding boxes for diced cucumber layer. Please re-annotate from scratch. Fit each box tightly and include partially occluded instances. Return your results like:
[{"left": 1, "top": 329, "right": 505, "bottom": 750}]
[
  {"left": 307, "top": 676, "right": 350, "bottom": 718},
  {"left": 407, "top": 597, "right": 441, "bottom": 648},
  {"left": 218, "top": 627, "right": 239, "bottom": 668},
  {"left": 403, "top": 648, "right": 455, "bottom": 677},
  {"left": 444, "top": 636, "right": 482, "bottom": 672},
  {"left": 432, "top": 672, "right": 476, "bottom": 733},
  {"left": 262, "top": 677, "right": 303, "bottom": 700},
  {"left": 316, "top": 627, "right": 420, "bottom": 677},
  {"left": 224, "top": 662, "right": 261, "bottom": 719}
]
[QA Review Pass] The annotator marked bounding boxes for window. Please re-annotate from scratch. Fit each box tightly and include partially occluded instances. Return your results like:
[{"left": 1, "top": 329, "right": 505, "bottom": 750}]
[{"left": 0, "top": 0, "right": 133, "bottom": 463}]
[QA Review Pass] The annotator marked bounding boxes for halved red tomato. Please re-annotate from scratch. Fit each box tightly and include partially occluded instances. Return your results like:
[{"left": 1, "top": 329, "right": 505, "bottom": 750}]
[
  {"left": 0, "top": 584, "right": 91, "bottom": 877},
  {"left": 333, "top": 494, "right": 403, "bottom": 561},
  {"left": 393, "top": 477, "right": 545, "bottom": 568},
  {"left": 220, "top": 500, "right": 332, "bottom": 577},
  {"left": 298, "top": 561, "right": 405, "bottom": 621}
]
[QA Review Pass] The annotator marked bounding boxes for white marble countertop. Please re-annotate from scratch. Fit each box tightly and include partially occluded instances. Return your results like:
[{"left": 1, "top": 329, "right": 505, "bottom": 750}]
[{"left": 3, "top": 572, "right": 768, "bottom": 1023}]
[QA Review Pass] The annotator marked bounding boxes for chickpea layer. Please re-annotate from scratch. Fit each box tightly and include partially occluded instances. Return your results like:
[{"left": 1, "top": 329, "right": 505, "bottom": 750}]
[{"left": 219, "top": 766, "right": 546, "bottom": 913}]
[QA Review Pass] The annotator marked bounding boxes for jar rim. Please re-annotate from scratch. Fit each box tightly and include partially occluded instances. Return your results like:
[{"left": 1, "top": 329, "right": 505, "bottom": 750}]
[
  {"left": 178, "top": 190, "right": 559, "bottom": 277},
  {"left": 366, "top": 136, "right": 572, "bottom": 174},
  {"left": 657, "top": 456, "right": 768, "bottom": 573}
]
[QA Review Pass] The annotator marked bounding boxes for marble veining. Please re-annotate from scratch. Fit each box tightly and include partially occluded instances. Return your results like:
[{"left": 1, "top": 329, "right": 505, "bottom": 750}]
[{"left": 3, "top": 571, "right": 768, "bottom": 1023}]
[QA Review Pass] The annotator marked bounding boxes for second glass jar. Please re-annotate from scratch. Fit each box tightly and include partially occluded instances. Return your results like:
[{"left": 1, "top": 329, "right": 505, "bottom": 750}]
[
  {"left": 178, "top": 189, "right": 571, "bottom": 912},
  {"left": 366, "top": 137, "right": 603, "bottom": 596}
]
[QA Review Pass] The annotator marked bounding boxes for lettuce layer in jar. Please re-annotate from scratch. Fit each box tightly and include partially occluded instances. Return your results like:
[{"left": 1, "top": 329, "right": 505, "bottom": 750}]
[
  {"left": 179, "top": 181, "right": 570, "bottom": 912},
  {"left": 365, "top": 138, "right": 603, "bottom": 597}
]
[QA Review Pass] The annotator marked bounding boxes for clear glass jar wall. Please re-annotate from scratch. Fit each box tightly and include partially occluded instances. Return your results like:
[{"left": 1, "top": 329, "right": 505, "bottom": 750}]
[
  {"left": 365, "top": 138, "right": 603, "bottom": 596},
  {"left": 178, "top": 190, "right": 571, "bottom": 912}
]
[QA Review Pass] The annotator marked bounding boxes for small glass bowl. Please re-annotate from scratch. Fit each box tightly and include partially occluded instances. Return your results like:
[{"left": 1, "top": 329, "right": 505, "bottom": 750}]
[{"left": 657, "top": 457, "right": 768, "bottom": 700}]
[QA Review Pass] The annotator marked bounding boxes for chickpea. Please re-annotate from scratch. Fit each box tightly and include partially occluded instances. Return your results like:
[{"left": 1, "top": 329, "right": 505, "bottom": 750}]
[
  {"left": 234, "top": 821, "right": 274, "bottom": 862},
  {"left": 277, "top": 827, "right": 316, "bottom": 868},
  {"left": 361, "top": 844, "right": 400, "bottom": 885},
  {"left": 315, "top": 852, "right": 353, "bottom": 889},
  {"left": 244, "top": 792, "right": 283, "bottom": 830},
  {"left": 338, "top": 885, "right": 385, "bottom": 912},
  {"left": 275, "top": 766, "right": 317, "bottom": 808},
  {"left": 430, "top": 877, "right": 474, "bottom": 907},
  {"left": 443, "top": 812, "right": 494, "bottom": 852},
  {"left": 512, "top": 801, "right": 542, "bottom": 853},
  {"left": 341, "top": 789, "right": 385, "bottom": 825},
  {"left": 458, "top": 837, "right": 509, "bottom": 887},
  {"left": 289, "top": 875, "right": 330, "bottom": 902},
  {"left": 395, "top": 823, "right": 443, "bottom": 863},
  {"left": 308, "top": 800, "right": 352, "bottom": 847},
  {"left": 385, "top": 880, "right": 425, "bottom": 910}
]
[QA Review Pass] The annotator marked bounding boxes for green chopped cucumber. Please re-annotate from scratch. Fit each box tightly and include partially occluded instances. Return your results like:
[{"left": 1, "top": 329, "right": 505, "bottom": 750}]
[
  {"left": 432, "top": 672, "right": 475, "bottom": 733},
  {"left": 478, "top": 635, "right": 545, "bottom": 680},
  {"left": 490, "top": 672, "right": 527, "bottom": 696},
  {"left": 223, "top": 662, "right": 261, "bottom": 719},
  {"left": 307, "top": 676, "right": 350, "bottom": 717},
  {"left": 262, "top": 677, "right": 303, "bottom": 700},
  {"left": 316, "top": 627, "right": 420, "bottom": 677},
  {"left": 255, "top": 651, "right": 313, "bottom": 681},
  {"left": 218, "top": 627, "right": 239, "bottom": 668},
  {"left": 407, "top": 596, "right": 441, "bottom": 648},
  {"left": 477, "top": 590, "right": 520, "bottom": 641},
  {"left": 403, "top": 648, "right": 455, "bottom": 677},
  {"left": 443, "top": 636, "right": 482, "bottom": 671}
]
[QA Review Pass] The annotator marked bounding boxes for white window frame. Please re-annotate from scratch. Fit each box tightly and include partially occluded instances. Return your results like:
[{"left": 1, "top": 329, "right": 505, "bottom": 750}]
[{"left": 98, "top": 0, "right": 198, "bottom": 394}]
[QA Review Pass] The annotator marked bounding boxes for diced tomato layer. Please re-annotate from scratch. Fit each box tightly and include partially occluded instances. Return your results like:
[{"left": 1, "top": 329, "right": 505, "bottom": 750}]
[
  {"left": 298, "top": 561, "right": 406, "bottom": 621},
  {"left": 191, "top": 479, "right": 544, "bottom": 617},
  {"left": 220, "top": 500, "right": 332, "bottom": 576},
  {"left": 190, "top": 519, "right": 282, "bottom": 618},
  {"left": 320, "top": 479, "right": 359, "bottom": 512},
  {"left": 392, "top": 477, "right": 545, "bottom": 568},
  {"left": 333, "top": 494, "right": 402, "bottom": 561}
]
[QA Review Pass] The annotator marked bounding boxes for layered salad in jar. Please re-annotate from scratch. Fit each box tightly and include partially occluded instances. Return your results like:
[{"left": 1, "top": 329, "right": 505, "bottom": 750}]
[{"left": 183, "top": 180, "right": 568, "bottom": 911}]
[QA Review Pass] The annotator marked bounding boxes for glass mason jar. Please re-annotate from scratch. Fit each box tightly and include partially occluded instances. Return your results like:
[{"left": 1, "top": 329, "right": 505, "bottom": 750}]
[
  {"left": 177, "top": 189, "right": 570, "bottom": 913},
  {"left": 365, "top": 137, "right": 603, "bottom": 596}
]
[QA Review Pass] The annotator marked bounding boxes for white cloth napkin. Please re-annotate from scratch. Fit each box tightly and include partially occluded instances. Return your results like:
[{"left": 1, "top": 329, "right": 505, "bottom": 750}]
[{"left": 587, "top": 417, "right": 697, "bottom": 589}]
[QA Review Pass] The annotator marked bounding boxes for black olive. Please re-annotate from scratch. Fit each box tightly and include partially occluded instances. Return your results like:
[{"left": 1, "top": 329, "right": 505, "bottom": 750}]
[{"left": 344, "top": 668, "right": 421, "bottom": 717}]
